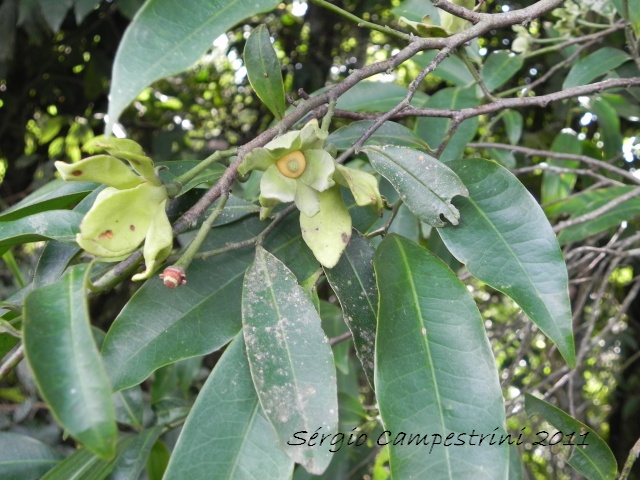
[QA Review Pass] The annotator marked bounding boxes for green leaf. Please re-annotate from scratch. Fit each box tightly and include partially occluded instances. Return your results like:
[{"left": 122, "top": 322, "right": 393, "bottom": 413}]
[
  {"left": 23, "top": 265, "right": 117, "bottom": 459},
  {"left": 333, "top": 82, "right": 428, "bottom": 112},
  {"left": 105, "top": 0, "right": 281, "bottom": 134},
  {"left": 242, "top": 247, "right": 338, "bottom": 474},
  {"left": 590, "top": 96, "right": 623, "bottom": 159},
  {"left": 0, "top": 432, "right": 63, "bottom": 480},
  {"left": 480, "top": 50, "right": 524, "bottom": 92},
  {"left": 612, "top": 0, "right": 640, "bottom": 35},
  {"left": 413, "top": 51, "right": 474, "bottom": 87},
  {"left": 541, "top": 130, "right": 582, "bottom": 205},
  {"left": 0, "top": 210, "right": 82, "bottom": 252},
  {"left": 364, "top": 146, "right": 469, "bottom": 227},
  {"left": 374, "top": 235, "right": 509, "bottom": 479},
  {"left": 244, "top": 24, "right": 286, "bottom": 119},
  {"left": 414, "top": 86, "right": 479, "bottom": 162},
  {"left": 553, "top": 187, "right": 640, "bottom": 244},
  {"left": 157, "top": 160, "right": 226, "bottom": 195},
  {"left": 563, "top": 47, "right": 631, "bottom": 89},
  {"left": 145, "top": 440, "right": 170, "bottom": 480},
  {"left": 164, "top": 335, "right": 293, "bottom": 479},
  {"left": 101, "top": 214, "right": 318, "bottom": 392},
  {"left": 74, "top": 0, "right": 100, "bottom": 23},
  {"left": 328, "top": 120, "right": 430, "bottom": 151},
  {"left": 0, "top": 179, "right": 97, "bottom": 222},
  {"left": 320, "top": 301, "right": 350, "bottom": 375},
  {"left": 324, "top": 230, "right": 377, "bottom": 387},
  {"left": 437, "top": 159, "right": 576, "bottom": 367},
  {"left": 108, "top": 427, "right": 163, "bottom": 480},
  {"left": 37, "top": 0, "right": 72, "bottom": 31},
  {"left": 503, "top": 110, "right": 523, "bottom": 145},
  {"left": 525, "top": 394, "right": 617, "bottom": 480}
]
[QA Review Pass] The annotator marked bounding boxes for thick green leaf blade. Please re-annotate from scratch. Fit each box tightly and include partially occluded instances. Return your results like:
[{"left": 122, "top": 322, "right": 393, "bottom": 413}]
[
  {"left": 242, "top": 247, "right": 338, "bottom": 475},
  {"left": 23, "top": 265, "right": 117, "bottom": 459},
  {"left": 0, "top": 432, "right": 63, "bottom": 480},
  {"left": 563, "top": 47, "right": 631, "bottom": 89},
  {"left": 333, "top": 82, "right": 428, "bottom": 112},
  {"left": 105, "top": 0, "right": 281, "bottom": 134},
  {"left": 101, "top": 214, "right": 318, "bottom": 392},
  {"left": 324, "top": 229, "right": 377, "bottom": 388},
  {"left": 328, "top": 120, "right": 430, "bottom": 151},
  {"left": 590, "top": 96, "right": 623, "bottom": 159},
  {"left": 0, "top": 179, "right": 97, "bottom": 222},
  {"left": 480, "top": 50, "right": 524, "bottom": 92},
  {"left": 541, "top": 131, "right": 582, "bottom": 205},
  {"left": 414, "top": 86, "right": 479, "bottom": 162},
  {"left": 437, "top": 159, "right": 576, "bottom": 367},
  {"left": 525, "top": 394, "right": 617, "bottom": 480},
  {"left": 245, "top": 24, "right": 285, "bottom": 119},
  {"left": 108, "top": 427, "right": 163, "bottom": 480},
  {"left": 503, "top": 110, "right": 523, "bottom": 145},
  {"left": 164, "top": 335, "right": 293, "bottom": 480},
  {"left": 413, "top": 51, "right": 474, "bottom": 87},
  {"left": 364, "top": 146, "right": 469, "bottom": 227},
  {"left": 374, "top": 235, "right": 509, "bottom": 479},
  {"left": 37, "top": 0, "right": 72, "bottom": 32},
  {"left": 0, "top": 210, "right": 82, "bottom": 251}
]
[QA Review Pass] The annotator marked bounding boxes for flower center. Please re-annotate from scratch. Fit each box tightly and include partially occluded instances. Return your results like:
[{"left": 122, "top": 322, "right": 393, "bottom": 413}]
[{"left": 276, "top": 150, "right": 307, "bottom": 179}]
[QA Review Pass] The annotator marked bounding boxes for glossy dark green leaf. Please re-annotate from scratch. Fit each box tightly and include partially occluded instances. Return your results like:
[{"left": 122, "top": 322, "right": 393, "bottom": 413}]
[
  {"left": 324, "top": 230, "right": 377, "bottom": 387},
  {"left": 105, "top": 0, "right": 281, "bottom": 134},
  {"left": 24, "top": 265, "right": 117, "bottom": 459},
  {"left": 563, "top": 47, "right": 630, "bottom": 89},
  {"left": 0, "top": 179, "right": 97, "bottom": 222},
  {"left": 612, "top": 0, "right": 640, "bottom": 35},
  {"left": 414, "top": 86, "right": 479, "bottom": 162},
  {"left": 33, "top": 242, "right": 80, "bottom": 288},
  {"left": 480, "top": 50, "right": 524, "bottom": 92},
  {"left": 157, "top": 161, "right": 226, "bottom": 195},
  {"left": 74, "top": 0, "right": 100, "bottom": 23},
  {"left": 101, "top": 214, "right": 318, "bottom": 392},
  {"left": 552, "top": 187, "right": 640, "bottom": 244},
  {"left": 333, "top": 82, "right": 428, "bottom": 112},
  {"left": 328, "top": 120, "right": 430, "bottom": 151},
  {"left": 37, "top": 0, "right": 72, "bottom": 31},
  {"left": 364, "top": 146, "right": 469, "bottom": 227},
  {"left": 0, "top": 210, "right": 82, "bottom": 252},
  {"left": 245, "top": 24, "right": 286, "bottom": 119},
  {"left": 503, "top": 110, "right": 523, "bottom": 145},
  {"left": 541, "top": 130, "right": 582, "bottom": 205},
  {"left": 108, "top": 427, "right": 163, "bottom": 480},
  {"left": 242, "top": 247, "right": 338, "bottom": 474},
  {"left": 375, "top": 235, "right": 509, "bottom": 479},
  {"left": 0, "top": 432, "right": 63, "bottom": 480},
  {"left": 525, "top": 394, "right": 617, "bottom": 480},
  {"left": 145, "top": 440, "right": 170, "bottom": 480},
  {"left": 413, "top": 50, "right": 474, "bottom": 87},
  {"left": 590, "top": 97, "right": 623, "bottom": 159},
  {"left": 319, "top": 301, "right": 350, "bottom": 375},
  {"left": 438, "top": 159, "right": 576, "bottom": 367},
  {"left": 164, "top": 335, "right": 293, "bottom": 479}
]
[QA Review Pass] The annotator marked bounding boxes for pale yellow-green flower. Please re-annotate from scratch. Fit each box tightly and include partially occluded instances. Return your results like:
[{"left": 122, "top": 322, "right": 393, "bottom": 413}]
[
  {"left": 55, "top": 137, "right": 172, "bottom": 281},
  {"left": 239, "top": 121, "right": 383, "bottom": 268}
]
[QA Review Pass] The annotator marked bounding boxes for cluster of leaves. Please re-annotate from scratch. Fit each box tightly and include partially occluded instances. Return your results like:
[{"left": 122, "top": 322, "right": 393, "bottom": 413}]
[{"left": 1, "top": 0, "right": 640, "bottom": 479}]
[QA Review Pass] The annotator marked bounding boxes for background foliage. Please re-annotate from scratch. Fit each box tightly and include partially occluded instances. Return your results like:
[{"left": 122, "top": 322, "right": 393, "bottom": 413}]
[{"left": 1, "top": 0, "right": 640, "bottom": 479}]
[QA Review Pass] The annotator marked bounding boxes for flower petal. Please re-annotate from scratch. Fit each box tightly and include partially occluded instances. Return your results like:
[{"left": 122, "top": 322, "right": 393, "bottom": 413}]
[
  {"left": 263, "top": 129, "right": 302, "bottom": 154},
  {"left": 294, "top": 182, "right": 320, "bottom": 217},
  {"left": 260, "top": 165, "right": 297, "bottom": 203},
  {"left": 334, "top": 164, "right": 383, "bottom": 212},
  {"left": 90, "top": 137, "right": 159, "bottom": 185},
  {"left": 299, "top": 186, "right": 352, "bottom": 268},
  {"left": 55, "top": 155, "right": 144, "bottom": 189},
  {"left": 299, "top": 120, "right": 326, "bottom": 150},
  {"left": 76, "top": 183, "right": 167, "bottom": 257},
  {"left": 238, "top": 147, "right": 276, "bottom": 175},
  {"left": 299, "top": 149, "right": 335, "bottom": 192},
  {"left": 132, "top": 200, "right": 173, "bottom": 281}
]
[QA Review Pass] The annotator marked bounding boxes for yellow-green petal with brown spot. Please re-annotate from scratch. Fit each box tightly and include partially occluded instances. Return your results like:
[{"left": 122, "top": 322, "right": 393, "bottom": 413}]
[{"left": 55, "top": 155, "right": 144, "bottom": 190}]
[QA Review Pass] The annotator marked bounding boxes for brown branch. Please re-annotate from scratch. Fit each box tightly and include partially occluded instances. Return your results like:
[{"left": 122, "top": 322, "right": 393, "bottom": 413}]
[{"left": 470, "top": 142, "right": 640, "bottom": 186}]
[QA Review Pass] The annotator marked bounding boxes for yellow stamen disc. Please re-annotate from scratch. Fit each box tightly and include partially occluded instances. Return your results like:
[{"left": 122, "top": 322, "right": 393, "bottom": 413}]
[{"left": 276, "top": 150, "right": 307, "bottom": 179}]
